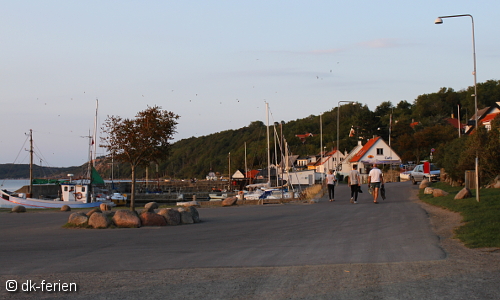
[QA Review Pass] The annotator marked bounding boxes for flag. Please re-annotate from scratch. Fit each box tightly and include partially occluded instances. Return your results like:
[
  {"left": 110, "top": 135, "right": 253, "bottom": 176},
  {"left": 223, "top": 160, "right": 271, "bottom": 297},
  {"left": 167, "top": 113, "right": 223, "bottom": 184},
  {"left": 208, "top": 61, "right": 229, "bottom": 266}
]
[{"left": 349, "top": 127, "right": 355, "bottom": 137}]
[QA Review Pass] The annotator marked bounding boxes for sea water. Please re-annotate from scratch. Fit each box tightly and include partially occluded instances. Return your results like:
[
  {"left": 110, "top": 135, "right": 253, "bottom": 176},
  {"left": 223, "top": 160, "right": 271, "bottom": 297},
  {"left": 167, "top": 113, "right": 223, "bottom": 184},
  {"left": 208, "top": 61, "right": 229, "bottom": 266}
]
[{"left": 0, "top": 179, "right": 30, "bottom": 192}]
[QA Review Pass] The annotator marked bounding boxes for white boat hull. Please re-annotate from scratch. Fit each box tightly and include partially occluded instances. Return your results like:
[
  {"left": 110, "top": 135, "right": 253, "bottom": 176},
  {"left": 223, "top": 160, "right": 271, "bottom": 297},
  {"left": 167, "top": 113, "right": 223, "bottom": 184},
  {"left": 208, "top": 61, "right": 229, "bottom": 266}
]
[{"left": 1, "top": 190, "right": 110, "bottom": 209}]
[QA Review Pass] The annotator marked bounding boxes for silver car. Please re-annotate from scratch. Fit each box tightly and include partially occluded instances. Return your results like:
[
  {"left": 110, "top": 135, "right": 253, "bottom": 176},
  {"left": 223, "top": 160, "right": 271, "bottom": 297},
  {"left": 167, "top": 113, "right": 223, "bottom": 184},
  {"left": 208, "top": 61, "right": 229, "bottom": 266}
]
[{"left": 410, "top": 163, "right": 440, "bottom": 184}]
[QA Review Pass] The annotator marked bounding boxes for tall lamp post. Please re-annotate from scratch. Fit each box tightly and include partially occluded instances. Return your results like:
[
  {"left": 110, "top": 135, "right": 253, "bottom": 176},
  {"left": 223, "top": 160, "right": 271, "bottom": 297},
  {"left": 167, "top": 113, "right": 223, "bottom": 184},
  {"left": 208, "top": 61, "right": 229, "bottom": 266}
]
[
  {"left": 337, "top": 101, "right": 356, "bottom": 174},
  {"left": 435, "top": 14, "right": 479, "bottom": 202},
  {"left": 320, "top": 112, "right": 323, "bottom": 183}
]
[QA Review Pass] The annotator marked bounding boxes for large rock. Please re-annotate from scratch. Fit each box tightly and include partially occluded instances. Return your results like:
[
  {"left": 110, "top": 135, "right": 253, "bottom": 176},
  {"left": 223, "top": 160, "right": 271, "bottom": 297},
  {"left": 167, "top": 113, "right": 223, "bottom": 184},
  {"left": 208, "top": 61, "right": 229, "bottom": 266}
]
[
  {"left": 86, "top": 208, "right": 102, "bottom": 217},
  {"left": 68, "top": 212, "right": 89, "bottom": 226},
  {"left": 112, "top": 210, "right": 141, "bottom": 228},
  {"left": 419, "top": 179, "right": 431, "bottom": 189},
  {"left": 100, "top": 203, "right": 112, "bottom": 211},
  {"left": 140, "top": 212, "right": 167, "bottom": 226},
  {"left": 60, "top": 205, "right": 71, "bottom": 212},
  {"left": 454, "top": 187, "right": 472, "bottom": 200},
  {"left": 424, "top": 187, "right": 434, "bottom": 195},
  {"left": 222, "top": 197, "right": 238, "bottom": 206},
  {"left": 102, "top": 211, "right": 115, "bottom": 218},
  {"left": 178, "top": 207, "right": 194, "bottom": 224},
  {"left": 186, "top": 206, "right": 200, "bottom": 223},
  {"left": 176, "top": 201, "right": 199, "bottom": 207},
  {"left": 486, "top": 175, "right": 500, "bottom": 188},
  {"left": 12, "top": 205, "right": 26, "bottom": 213},
  {"left": 432, "top": 188, "right": 449, "bottom": 197},
  {"left": 158, "top": 208, "right": 181, "bottom": 226},
  {"left": 88, "top": 212, "right": 111, "bottom": 229},
  {"left": 144, "top": 202, "right": 159, "bottom": 212}
]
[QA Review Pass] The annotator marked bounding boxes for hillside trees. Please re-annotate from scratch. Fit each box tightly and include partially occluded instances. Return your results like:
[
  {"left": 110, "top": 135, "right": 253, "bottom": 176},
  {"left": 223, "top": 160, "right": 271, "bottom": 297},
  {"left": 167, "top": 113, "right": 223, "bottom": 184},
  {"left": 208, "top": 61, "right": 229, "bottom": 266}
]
[{"left": 154, "top": 80, "right": 500, "bottom": 182}]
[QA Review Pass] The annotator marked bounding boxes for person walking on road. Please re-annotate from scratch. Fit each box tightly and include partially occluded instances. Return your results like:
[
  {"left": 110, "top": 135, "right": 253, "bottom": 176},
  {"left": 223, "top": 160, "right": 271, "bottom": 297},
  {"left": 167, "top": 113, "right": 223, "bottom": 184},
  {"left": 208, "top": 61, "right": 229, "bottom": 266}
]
[
  {"left": 326, "top": 169, "right": 337, "bottom": 202},
  {"left": 368, "top": 163, "right": 384, "bottom": 204},
  {"left": 348, "top": 164, "right": 361, "bottom": 204}
]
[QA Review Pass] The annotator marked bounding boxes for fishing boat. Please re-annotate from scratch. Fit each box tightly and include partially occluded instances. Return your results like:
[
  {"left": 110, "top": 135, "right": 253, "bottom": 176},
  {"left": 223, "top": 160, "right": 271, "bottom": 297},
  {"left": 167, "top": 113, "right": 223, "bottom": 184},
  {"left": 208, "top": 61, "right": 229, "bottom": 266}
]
[
  {"left": 0, "top": 188, "right": 107, "bottom": 209},
  {"left": 1, "top": 102, "right": 116, "bottom": 209}
]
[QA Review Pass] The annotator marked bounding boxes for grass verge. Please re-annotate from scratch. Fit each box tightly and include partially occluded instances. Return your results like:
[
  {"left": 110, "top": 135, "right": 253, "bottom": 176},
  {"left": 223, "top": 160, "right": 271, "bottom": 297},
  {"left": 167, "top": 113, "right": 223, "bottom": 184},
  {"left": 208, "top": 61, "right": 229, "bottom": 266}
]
[{"left": 418, "top": 182, "right": 500, "bottom": 248}]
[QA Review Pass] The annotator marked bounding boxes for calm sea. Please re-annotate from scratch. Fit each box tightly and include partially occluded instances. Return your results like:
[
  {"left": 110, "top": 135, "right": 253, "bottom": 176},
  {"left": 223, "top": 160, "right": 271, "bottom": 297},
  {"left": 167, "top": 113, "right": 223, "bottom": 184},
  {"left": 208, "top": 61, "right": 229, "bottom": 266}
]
[{"left": 0, "top": 179, "right": 31, "bottom": 192}]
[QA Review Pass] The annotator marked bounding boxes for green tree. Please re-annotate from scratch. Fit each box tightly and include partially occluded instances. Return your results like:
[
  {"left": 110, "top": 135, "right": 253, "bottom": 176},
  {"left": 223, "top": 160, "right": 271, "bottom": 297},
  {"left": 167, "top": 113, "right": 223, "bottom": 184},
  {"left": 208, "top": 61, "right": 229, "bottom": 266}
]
[{"left": 101, "top": 106, "right": 179, "bottom": 211}]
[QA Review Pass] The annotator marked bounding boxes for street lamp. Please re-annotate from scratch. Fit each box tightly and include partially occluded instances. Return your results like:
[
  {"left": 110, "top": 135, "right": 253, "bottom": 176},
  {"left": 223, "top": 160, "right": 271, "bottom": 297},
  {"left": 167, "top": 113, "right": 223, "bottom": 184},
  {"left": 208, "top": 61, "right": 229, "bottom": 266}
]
[
  {"left": 435, "top": 14, "right": 479, "bottom": 202},
  {"left": 337, "top": 101, "right": 356, "bottom": 174}
]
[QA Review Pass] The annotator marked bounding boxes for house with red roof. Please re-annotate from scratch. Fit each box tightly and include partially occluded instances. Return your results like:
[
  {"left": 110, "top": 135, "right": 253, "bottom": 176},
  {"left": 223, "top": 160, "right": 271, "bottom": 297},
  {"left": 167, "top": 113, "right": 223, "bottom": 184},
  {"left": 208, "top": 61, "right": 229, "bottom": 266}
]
[
  {"left": 311, "top": 149, "right": 345, "bottom": 174},
  {"left": 465, "top": 102, "right": 500, "bottom": 134},
  {"left": 295, "top": 132, "right": 316, "bottom": 143},
  {"left": 345, "top": 136, "right": 401, "bottom": 175}
]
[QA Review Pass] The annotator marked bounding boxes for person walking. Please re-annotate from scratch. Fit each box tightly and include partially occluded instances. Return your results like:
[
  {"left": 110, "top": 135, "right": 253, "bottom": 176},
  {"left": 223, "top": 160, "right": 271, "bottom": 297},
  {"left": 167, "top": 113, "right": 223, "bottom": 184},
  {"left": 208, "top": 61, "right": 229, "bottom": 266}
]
[
  {"left": 326, "top": 169, "right": 337, "bottom": 202},
  {"left": 348, "top": 164, "right": 361, "bottom": 204},
  {"left": 367, "top": 163, "right": 384, "bottom": 204}
]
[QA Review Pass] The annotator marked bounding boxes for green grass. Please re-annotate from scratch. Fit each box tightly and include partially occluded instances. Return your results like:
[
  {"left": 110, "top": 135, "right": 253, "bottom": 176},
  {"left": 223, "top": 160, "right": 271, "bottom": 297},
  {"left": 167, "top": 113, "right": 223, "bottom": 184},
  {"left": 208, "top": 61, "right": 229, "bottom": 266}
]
[{"left": 419, "top": 182, "right": 500, "bottom": 248}]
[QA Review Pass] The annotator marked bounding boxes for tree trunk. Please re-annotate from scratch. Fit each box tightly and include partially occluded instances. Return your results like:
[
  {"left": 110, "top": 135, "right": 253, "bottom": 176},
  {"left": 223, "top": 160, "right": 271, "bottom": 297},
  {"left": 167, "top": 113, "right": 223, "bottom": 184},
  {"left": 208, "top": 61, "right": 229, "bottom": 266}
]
[{"left": 130, "top": 164, "right": 136, "bottom": 211}]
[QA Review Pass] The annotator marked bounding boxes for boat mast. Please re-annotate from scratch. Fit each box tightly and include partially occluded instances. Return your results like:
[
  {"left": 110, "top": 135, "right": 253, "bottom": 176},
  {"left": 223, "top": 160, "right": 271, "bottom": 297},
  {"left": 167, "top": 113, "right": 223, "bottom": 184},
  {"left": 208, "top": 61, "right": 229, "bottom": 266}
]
[
  {"left": 29, "top": 129, "right": 33, "bottom": 197},
  {"left": 93, "top": 99, "right": 99, "bottom": 166},
  {"left": 266, "top": 102, "right": 270, "bottom": 187}
]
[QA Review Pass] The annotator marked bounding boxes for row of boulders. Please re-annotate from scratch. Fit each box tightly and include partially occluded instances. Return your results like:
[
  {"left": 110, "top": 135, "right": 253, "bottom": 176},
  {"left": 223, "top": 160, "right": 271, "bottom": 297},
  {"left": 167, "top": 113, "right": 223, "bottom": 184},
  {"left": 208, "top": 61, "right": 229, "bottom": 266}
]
[
  {"left": 419, "top": 179, "right": 472, "bottom": 200},
  {"left": 66, "top": 202, "right": 200, "bottom": 229}
]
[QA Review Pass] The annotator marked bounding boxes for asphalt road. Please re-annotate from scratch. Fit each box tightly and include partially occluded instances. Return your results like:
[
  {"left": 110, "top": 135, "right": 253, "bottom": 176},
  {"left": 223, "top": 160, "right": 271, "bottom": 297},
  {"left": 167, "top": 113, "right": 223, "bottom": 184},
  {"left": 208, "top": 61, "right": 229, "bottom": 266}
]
[
  {"left": 1, "top": 182, "right": 443, "bottom": 274},
  {"left": 1, "top": 181, "right": 499, "bottom": 299}
]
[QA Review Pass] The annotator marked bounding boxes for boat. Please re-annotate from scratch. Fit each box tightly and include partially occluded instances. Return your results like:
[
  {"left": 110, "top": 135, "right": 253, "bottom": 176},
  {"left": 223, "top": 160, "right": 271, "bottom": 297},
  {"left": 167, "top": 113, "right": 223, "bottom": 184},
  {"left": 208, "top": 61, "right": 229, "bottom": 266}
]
[
  {"left": 0, "top": 188, "right": 107, "bottom": 209},
  {"left": 1, "top": 103, "right": 116, "bottom": 209},
  {"left": 208, "top": 193, "right": 228, "bottom": 200}
]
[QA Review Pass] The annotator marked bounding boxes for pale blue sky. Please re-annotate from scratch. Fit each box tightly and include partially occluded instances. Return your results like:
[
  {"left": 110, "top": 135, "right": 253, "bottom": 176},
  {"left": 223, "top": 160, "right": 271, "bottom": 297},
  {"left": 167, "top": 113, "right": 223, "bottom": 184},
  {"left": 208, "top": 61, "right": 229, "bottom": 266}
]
[{"left": 1, "top": 1, "right": 499, "bottom": 167}]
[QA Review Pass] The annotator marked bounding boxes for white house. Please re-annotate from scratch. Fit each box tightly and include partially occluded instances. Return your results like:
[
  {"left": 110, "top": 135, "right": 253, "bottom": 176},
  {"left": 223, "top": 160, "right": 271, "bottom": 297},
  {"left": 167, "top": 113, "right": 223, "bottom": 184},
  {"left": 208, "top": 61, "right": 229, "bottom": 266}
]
[
  {"left": 338, "top": 140, "right": 364, "bottom": 176},
  {"left": 313, "top": 149, "right": 345, "bottom": 174},
  {"left": 348, "top": 136, "right": 401, "bottom": 175}
]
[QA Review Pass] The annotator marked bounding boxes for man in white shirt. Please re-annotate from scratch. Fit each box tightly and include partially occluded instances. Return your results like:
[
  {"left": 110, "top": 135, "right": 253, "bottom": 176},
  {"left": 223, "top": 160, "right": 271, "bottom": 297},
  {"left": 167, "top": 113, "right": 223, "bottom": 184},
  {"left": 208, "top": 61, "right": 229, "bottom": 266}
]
[{"left": 367, "top": 164, "right": 384, "bottom": 204}]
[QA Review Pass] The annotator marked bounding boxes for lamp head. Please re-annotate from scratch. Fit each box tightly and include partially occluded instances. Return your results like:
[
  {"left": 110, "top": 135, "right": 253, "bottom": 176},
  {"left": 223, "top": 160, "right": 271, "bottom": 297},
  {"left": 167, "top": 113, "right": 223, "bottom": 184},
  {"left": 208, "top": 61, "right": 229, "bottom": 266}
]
[{"left": 434, "top": 17, "right": 443, "bottom": 24}]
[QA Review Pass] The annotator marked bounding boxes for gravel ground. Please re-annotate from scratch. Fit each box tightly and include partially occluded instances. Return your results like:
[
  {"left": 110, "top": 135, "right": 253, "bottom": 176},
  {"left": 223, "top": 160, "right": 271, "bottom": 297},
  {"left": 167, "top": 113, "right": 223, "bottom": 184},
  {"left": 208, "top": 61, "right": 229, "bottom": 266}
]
[{"left": 1, "top": 194, "right": 499, "bottom": 299}]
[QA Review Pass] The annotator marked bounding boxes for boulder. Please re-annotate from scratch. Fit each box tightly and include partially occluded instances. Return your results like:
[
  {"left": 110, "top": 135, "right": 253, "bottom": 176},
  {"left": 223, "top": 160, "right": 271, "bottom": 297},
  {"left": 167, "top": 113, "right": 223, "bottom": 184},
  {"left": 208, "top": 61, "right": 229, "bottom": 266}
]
[
  {"left": 86, "top": 208, "right": 102, "bottom": 217},
  {"left": 186, "top": 206, "right": 200, "bottom": 223},
  {"left": 222, "top": 196, "right": 238, "bottom": 206},
  {"left": 68, "top": 212, "right": 89, "bottom": 226},
  {"left": 100, "top": 203, "right": 112, "bottom": 211},
  {"left": 12, "top": 205, "right": 26, "bottom": 213},
  {"left": 158, "top": 208, "right": 181, "bottom": 226},
  {"left": 88, "top": 212, "right": 111, "bottom": 229},
  {"left": 102, "top": 211, "right": 115, "bottom": 218},
  {"left": 176, "top": 200, "right": 199, "bottom": 207},
  {"left": 488, "top": 175, "right": 500, "bottom": 188},
  {"left": 432, "top": 188, "right": 449, "bottom": 197},
  {"left": 178, "top": 207, "right": 194, "bottom": 224},
  {"left": 144, "top": 202, "right": 159, "bottom": 212},
  {"left": 112, "top": 210, "right": 141, "bottom": 228},
  {"left": 424, "top": 187, "right": 434, "bottom": 195},
  {"left": 60, "top": 205, "right": 71, "bottom": 212},
  {"left": 140, "top": 212, "right": 167, "bottom": 226},
  {"left": 419, "top": 179, "right": 431, "bottom": 189},
  {"left": 454, "top": 187, "right": 472, "bottom": 200}
]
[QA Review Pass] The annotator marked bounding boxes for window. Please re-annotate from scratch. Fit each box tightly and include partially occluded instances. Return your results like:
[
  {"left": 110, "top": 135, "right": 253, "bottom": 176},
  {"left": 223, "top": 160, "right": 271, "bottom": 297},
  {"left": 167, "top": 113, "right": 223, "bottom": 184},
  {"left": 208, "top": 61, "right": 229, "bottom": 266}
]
[
  {"left": 64, "top": 187, "right": 68, "bottom": 192},
  {"left": 376, "top": 148, "right": 384, "bottom": 155},
  {"left": 82, "top": 187, "right": 86, "bottom": 192}
]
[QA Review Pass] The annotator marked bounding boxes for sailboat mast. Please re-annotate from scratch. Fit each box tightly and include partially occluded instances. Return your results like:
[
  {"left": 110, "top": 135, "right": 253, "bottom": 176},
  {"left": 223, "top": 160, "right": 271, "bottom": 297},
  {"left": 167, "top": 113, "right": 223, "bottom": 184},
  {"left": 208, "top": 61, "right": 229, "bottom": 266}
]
[
  {"left": 92, "top": 99, "right": 98, "bottom": 166},
  {"left": 266, "top": 102, "right": 270, "bottom": 187},
  {"left": 29, "top": 129, "right": 33, "bottom": 197},
  {"left": 244, "top": 142, "right": 247, "bottom": 183}
]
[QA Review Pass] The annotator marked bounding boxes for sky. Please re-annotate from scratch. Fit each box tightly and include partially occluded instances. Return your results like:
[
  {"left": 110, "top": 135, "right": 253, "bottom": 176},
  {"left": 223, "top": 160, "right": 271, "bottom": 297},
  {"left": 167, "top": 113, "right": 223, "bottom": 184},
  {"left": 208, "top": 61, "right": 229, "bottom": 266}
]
[{"left": 1, "top": 1, "right": 499, "bottom": 167}]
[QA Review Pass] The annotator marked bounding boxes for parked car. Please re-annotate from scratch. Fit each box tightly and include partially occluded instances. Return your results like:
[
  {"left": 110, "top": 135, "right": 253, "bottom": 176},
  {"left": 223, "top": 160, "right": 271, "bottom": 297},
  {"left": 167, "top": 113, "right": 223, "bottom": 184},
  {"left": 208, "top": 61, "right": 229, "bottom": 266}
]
[{"left": 410, "top": 163, "right": 440, "bottom": 184}]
